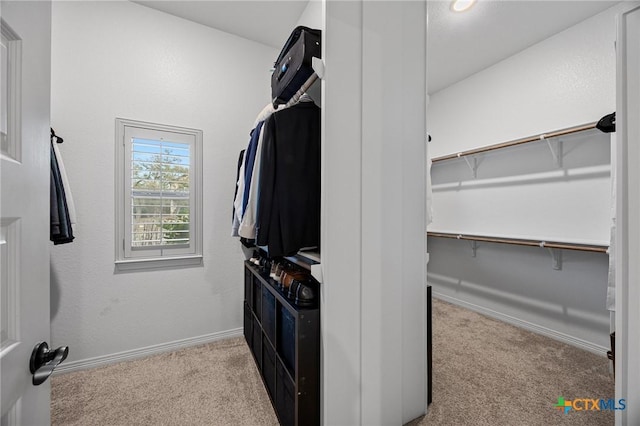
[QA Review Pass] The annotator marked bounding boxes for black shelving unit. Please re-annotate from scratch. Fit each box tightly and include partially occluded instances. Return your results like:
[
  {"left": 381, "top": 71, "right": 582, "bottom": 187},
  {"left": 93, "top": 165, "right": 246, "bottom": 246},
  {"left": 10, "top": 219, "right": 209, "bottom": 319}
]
[
  {"left": 243, "top": 261, "right": 320, "bottom": 426},
  {"left": 427, "top": 285, "right": 432, "bottom": 405}
]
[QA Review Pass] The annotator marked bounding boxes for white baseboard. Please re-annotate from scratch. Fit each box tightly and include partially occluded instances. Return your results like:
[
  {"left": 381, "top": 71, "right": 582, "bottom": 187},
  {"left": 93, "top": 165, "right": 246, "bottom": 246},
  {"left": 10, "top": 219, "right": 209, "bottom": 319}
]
[
  {"left": 53, "top": 328, "right": 243, "bottom": 375},
  {"left": 433, "top": 293, "right": 609, "bottom": 356}
]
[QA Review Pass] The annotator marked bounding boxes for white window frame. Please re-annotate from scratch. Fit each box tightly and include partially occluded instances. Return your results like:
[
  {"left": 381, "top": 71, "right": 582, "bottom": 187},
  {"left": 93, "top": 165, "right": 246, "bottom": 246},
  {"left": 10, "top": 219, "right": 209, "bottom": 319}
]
[{"left": 115, "top": 118, "right": 203, "bottom": 271}]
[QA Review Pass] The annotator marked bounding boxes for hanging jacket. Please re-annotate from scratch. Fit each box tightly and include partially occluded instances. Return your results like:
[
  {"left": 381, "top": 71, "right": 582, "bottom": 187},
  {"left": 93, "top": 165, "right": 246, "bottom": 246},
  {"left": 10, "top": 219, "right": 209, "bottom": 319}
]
[{"left": 255, "top": 101, "right": 320, "bottom": 257}]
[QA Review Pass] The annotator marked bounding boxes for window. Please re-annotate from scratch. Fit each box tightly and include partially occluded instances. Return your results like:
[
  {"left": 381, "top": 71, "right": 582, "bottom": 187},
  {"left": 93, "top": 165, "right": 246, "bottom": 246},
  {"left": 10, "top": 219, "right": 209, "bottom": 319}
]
[{"left": 115, "top": 118, "right": 202, "bottom": 270}]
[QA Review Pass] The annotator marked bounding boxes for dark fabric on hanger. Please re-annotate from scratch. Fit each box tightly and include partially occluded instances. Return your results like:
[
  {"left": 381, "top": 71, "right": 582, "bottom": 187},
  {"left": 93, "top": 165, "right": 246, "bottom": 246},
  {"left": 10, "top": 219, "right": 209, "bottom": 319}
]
[
  {"left": 50, "top": 142, "right": 74, "bottom": 244},
  {"left": 233, "top": 149, "right": 246, "bottom": 223},
  {"left": 255, "top": 102, "right": 320, "bottom": 257},
  {"left": 50, "top": 168, "right": 61, "bottom": 238},
  {"left": 255, "top": 118, "right": 274, "bottom": 247},
  {"left": 242, "top": 121, "right": 265, "bottom": 216}
]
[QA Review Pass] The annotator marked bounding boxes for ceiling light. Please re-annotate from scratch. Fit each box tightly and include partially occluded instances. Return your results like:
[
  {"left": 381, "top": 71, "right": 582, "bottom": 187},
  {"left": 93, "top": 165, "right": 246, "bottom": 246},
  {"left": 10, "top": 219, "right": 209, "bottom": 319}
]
[{"left": 451, "top": 0, "right": 476, "bottom": 13}]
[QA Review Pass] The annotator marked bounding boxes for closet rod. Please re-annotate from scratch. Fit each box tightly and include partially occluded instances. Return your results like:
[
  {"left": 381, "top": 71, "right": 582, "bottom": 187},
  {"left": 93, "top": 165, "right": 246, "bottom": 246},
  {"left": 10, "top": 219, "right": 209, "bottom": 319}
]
[
  {"left": 427, "top": 231, "right": 609, "bottom": 253},
  {"left": 283, "top": 73, "right": 319, "bottom": 108},
  {"left": 431, "top": 122, "right": 598, "bottom": 163}
]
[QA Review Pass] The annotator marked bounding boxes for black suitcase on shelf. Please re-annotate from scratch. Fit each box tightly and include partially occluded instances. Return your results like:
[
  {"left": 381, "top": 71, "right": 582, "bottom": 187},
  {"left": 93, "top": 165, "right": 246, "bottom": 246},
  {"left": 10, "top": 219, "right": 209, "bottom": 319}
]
[{"left": 271, "top": 26, "right": 321, "bottom": 107}]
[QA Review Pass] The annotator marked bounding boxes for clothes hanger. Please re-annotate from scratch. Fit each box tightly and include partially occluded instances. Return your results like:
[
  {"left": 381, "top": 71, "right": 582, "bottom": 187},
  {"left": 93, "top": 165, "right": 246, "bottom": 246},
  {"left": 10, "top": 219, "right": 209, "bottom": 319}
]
[{"left": 51, "top": 128, "right": 64, "bottom": 144}]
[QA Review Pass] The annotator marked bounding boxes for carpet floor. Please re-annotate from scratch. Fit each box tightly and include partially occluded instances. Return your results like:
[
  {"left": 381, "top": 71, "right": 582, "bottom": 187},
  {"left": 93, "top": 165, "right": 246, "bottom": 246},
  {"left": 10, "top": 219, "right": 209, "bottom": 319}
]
[
  {"left": 52, "top": 299, "right": 614, "bottom": 425},
  {"left": 51, "top": 337, "right": 278, "bottom": 426},
  {"left": 412, "top": 299, "right": 614, "bottom": 426}
]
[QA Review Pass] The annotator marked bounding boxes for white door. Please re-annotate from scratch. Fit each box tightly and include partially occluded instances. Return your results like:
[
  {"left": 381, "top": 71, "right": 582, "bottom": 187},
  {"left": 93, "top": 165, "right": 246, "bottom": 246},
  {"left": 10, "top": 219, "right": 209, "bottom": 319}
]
[
  {"left": 1, "top": 1, "right": 52, "bottom": 425},
  {"left": 615, "top": 4, "right": 640, "bottom": 426}
]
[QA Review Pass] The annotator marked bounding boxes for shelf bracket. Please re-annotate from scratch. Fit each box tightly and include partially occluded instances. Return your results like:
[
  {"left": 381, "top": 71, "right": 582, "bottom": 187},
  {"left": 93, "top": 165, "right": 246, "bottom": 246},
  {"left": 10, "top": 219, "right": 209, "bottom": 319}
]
[
  {"left": 542, "top": 135, "right": 563, "bottom": 168},
  {"left": 468, "top": 240, "right": 478, "bottom": 257},
  {"left": 543, "top": 245, "right": 563, "bottom": 270},
  {"left": 310, "top": 263, "right": 323, "bottom": 284},
  {"left": 461, "top": 155, "right": 478, "bottom": 178},
  {"left": 312, "top": 57, "right": 325, "bottom": 80}
]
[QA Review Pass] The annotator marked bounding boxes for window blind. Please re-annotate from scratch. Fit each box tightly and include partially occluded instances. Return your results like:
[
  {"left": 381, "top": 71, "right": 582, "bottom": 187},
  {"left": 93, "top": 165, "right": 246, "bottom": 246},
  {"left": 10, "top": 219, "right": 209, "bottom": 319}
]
[{"left": 130, "top": 138, "right": 191, "bottom": 248}]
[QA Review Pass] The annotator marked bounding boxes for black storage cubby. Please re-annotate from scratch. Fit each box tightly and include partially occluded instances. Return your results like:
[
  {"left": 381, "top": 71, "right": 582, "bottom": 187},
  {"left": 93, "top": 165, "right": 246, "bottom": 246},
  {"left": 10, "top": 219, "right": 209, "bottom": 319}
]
[
  {"left": 262, "top": 287, "right": 277, "bottom": 345},
  {"left": 263, "top": 336, "right": 277, "bottom": 398},
  {"left": 276, "top": 361, "right": 296, "bottom": 426},
  {"left": 278, "top": 304, "right": 296, "bottom": 375},
  {"left": 253, "top": 276, "right": 262, "bottom": 321},
  {"left": 243, "top": 302, "right": 252, "bottom": 344},
  {"left": 252, "top": 315, "right": 262, "bottom": 369},
  {"left": 245, "top": 268, "right": 252, "bottom": 309},
  {"left": 243, "top": 261, "right": 320, "bottom": 426}
]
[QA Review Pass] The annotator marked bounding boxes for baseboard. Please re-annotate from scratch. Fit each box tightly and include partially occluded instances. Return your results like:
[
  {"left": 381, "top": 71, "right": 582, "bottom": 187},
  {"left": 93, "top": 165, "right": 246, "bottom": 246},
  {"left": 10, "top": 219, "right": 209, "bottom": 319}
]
[
  {"left": 433, "top": 293, "right": 608, "bottom": 356},
  {"left": 53, "top": 328, "right": 243, "bottom": 375}
]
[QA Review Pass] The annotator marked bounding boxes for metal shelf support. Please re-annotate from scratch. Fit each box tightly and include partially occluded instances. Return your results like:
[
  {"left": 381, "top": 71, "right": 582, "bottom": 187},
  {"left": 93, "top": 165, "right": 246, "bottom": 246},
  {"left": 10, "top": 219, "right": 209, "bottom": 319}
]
[
  {"left": 543, "top": 135, "right": 564, "bottom": 168},
  {"left": 462, "top": 155, "right": 478, "bottom": 178}
]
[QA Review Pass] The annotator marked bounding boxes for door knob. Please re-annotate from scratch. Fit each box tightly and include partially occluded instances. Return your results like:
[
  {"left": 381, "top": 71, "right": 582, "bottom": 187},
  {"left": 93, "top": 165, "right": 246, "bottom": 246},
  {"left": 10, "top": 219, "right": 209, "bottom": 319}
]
[{"left": 29, "top": 342, "right": 69, "bottom": 386}]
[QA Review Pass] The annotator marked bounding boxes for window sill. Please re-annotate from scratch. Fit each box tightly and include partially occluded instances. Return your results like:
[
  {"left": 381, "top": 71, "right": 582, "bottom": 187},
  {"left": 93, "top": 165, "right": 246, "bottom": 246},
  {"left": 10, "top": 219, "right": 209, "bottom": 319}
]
[{"left": 115, "top": 255, "right": 203, "bottom": 272}]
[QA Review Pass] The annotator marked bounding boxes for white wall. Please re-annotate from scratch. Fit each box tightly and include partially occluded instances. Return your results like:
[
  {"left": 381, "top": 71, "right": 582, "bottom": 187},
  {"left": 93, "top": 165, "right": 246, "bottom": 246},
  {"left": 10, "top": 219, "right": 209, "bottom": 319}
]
[
  {"left": 50, "top": 1, "right": 278, "bottom": 364},
  {"left": 321, "top": 3, "right": 363, "bottom": 422},
  {"left": 296, "top": 0, "right": 323, "bottom": 29},
  {"left": 428, "top": 3, "right": 618, "bottom": 244},
  {"left": 427, "top": 4, "right": 626, "bottom": 352},
  {"left": 322, "top": 1, "right": 427, "bottom": 424}
]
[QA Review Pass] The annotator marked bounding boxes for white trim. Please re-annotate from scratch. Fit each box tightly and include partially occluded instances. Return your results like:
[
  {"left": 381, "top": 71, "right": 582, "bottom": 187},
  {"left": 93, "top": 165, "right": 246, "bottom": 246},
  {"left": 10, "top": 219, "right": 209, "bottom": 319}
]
[
  {"left": 114, "top": 254, "right": 203, "bottom": 272},
  {"left": 615, "top": 5, "right": 640, "bottom": 425},
  {"left": 434, "top": 292, "right": 608, "bottom": 356},
  {"left": 53, "top": 328, "right": 242, "bottom": 375}
]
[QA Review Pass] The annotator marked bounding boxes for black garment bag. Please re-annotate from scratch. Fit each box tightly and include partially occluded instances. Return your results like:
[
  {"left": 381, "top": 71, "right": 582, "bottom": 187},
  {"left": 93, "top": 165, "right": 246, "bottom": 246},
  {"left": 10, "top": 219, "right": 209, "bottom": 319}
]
[{"left": 271, "top": 26, "right": 321, "bottom": 107}]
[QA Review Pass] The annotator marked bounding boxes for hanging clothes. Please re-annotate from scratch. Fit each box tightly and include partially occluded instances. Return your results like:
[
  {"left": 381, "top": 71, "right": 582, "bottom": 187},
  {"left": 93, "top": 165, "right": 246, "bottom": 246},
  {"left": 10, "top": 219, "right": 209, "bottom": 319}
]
[
  {"left": 238, "top": 102, "right": 283, "bottom": 239},
  {"left": 255, "top": 100, "right": 320, "bottom": 257},
  {"left": 50, "top": 140, "right": 74, "bottom": 244},
  {"left": 232, "top": 149, "right": 246, "bottom": 237},
  {"left": 241, "top": 121, "right": 264, "bottom": 215},
  {"left": 52, "top": 139, "right": 77, "bottom": 225},
  {"left": 232, "top": 149, "right": 246, "bottom": 222}
]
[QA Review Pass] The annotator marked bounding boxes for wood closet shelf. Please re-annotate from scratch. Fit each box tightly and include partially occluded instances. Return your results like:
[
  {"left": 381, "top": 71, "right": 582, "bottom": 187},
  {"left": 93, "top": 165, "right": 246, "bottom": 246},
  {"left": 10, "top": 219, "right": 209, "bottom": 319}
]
[
  {"left": 427, "top": 231, "right": 609, "bottom": 253},
  {"left": 431, "top": 121, "right": 599, "bottom": 163}
]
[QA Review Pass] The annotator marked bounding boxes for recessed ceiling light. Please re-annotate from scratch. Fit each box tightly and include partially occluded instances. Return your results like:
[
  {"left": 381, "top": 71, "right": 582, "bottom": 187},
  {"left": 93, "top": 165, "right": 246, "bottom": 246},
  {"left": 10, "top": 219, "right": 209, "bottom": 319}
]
[{"left": 451, "top": 0, "right": 477, "bottom": 13}]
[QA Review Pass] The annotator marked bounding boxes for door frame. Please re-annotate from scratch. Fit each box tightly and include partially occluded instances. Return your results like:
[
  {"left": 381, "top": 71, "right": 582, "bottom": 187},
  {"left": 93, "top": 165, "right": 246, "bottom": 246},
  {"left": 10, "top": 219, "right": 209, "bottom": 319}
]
[{"left": 615, "top": 4, "right": 640, "bottom": 425}]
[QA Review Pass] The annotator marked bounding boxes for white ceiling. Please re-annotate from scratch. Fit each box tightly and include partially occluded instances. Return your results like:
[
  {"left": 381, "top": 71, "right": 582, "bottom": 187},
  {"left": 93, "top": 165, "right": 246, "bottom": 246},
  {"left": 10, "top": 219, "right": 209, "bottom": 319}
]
[
  {"left": 132, "top": 0, "right": 618, "bottom": 94},
  {"left": 132, "top": 1, "right": 310, "bottom": 49},
  {"left": 427, "top": 0, "right": 617, "bottom": 93}
]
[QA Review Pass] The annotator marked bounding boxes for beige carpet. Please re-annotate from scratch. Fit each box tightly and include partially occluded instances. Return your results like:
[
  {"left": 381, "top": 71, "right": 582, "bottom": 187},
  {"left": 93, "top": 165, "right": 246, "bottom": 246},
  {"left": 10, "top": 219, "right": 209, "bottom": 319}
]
[
  {"left": 413, "top": 299, "right": 614, "bottom": 426},
  {"left": 51, "top": 337, "right": 278, "bottom": 426},
  {"left": 52, "top": 299, "right": 614, "bottom": 425}
]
